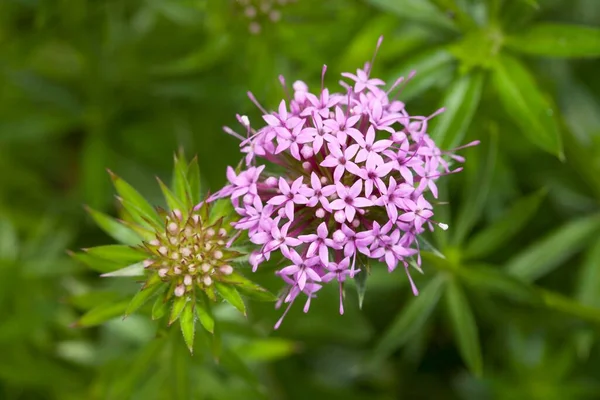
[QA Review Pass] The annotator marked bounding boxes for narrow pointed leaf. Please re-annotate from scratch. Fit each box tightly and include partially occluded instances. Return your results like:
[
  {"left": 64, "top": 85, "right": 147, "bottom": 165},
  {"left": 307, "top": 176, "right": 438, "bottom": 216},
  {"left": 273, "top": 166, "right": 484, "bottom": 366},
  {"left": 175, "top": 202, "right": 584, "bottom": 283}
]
[
  {"left": 506, "top": 213, "right": 600, "bottom": 282},
  {"left": 208, "top": 198, "right": 234, "bottom": 225},
  {"left": 125, "top": 276, "right": 163, "bottom": 316},
  {"left": 180, "top": 300, "right": 196, "bottom": 353},
  {"left": 84, "top": 245, "right": 147, "bottom": 263},
  {"left": 365, "top": 0, "right": 456, "bottom": 30},
  {"left": 452, "top": 131, "right": 497, "bottom": 246},
  {"left": 234, "top": 338, "right": 298, "bottom": 362},
  {"left": 152, "top": 295, "right": 168, "bottom": 320},
  {"left": 85, "top": 206, "right": 141, "bottom": 245},
  {"left": 76, "top": 300, "right": 130, "bottom": 327},
  {"left": 354, "top": 269, "right": 368, "bottom": 309},
  {"left": 220, "top": 272, "right": 277, "bottom": 302},
  {"left": 157, "top": 178, "right": 186, "bottom": 212},
  {"left": 430, "top": 70, "right": 484, "bottom": 151},
  {"left": 492, "top": 54, "right": 563, "bottom": 157},
  {"left": 370, "top": 274, "right": 446, "bottom": 365},
  {"left": 387, "top": 48, "right": 455, "bottom": 102},
  {"left": 538, "top": 288, "right": 600, "bottom": 324},
  {"left": 187, "top": 157, "right": 202, "bottom": 205},
  {"left": 506, "top": 23, "right": 600, "bottom": 58},
  {"left": 109, "top": 171, "right": 161, "bottom": 225},
  {"left": 172, "top": 154, "right": 192, "bottom": 210},
  {"left": 70, "top": 251, "right": 126, "bottom": 273},
  {"left": 464, "top": 189, "right": 547, "bottom": 260},
  {"left": 215, "top": 282, "right": 246, "bottom": 315},
  {"left": 101, "top": 262, "right": 145, "bottom": 277},
  {"left": 576, "top": 238, "right": 600, "bottom": 308},
  {"left": 169, "top": 295, "right": 188, "bottom": 325},
  {"left": 445, "top": 278, "right": 483, "bottom": 377},
  {"left": 118, "top": 197, "right": 162, "bottom": 231},
  {"left": 196, "top": 294, "right": 215, "bottom": 333}
]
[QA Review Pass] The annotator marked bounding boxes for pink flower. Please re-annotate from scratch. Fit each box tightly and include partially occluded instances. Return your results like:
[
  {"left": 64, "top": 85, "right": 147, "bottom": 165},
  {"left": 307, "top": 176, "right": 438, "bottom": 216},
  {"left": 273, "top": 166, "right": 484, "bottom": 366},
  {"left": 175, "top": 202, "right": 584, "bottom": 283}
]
[{"left": 208, "top": 36, "right": 475, "bottom": 327}]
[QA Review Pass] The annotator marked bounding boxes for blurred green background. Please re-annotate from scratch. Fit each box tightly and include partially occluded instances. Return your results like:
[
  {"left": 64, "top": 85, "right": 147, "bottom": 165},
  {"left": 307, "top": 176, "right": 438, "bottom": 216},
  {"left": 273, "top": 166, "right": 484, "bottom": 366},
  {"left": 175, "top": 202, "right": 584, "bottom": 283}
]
[{"left": 1, "top": 0, "right": 600, "bottom": 399}]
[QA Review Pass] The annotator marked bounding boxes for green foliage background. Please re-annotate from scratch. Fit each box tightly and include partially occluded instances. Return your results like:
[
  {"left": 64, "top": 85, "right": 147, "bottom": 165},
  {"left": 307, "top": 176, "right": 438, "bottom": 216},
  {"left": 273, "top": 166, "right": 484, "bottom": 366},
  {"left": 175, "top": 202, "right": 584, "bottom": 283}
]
[{"left": 1, "top": 0, "right": 600, "bottom": 399}]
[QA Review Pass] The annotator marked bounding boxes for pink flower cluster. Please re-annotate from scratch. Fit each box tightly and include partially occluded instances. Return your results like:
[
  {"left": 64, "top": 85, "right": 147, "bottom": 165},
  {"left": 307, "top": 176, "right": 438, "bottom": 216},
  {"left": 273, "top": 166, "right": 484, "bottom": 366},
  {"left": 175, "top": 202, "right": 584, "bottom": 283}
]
[{"left": 209, "top": 38, "right": 475, "bottom": 328}]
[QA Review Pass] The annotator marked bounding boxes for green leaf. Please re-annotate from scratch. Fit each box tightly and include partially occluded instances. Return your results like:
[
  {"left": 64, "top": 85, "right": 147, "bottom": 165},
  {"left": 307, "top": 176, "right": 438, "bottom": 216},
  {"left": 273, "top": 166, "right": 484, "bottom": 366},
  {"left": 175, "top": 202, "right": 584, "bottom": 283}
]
[
  {"left": 365, "top": 0, "right": 456, "bottom": 30},
  {"left": 169, "top": 295, "right": 188, "bottom": 325},
  {"left": 0, "top": 219, "right": 19, "bottom": 262},
  {"left": 187, "top": 157, "right": 202, "bottom": 206},
  {"left": 152, "top": 295, "right": 168, "bottom": 320},
  {"left": 180, "top": 300, "right": 196, "bottom": 354},
  {"left": 506, "top": 23, "right": 600, "bottom": 58},
  {"left": 75, "top": 300, "right": 130, "bottom": 327},
  {"left": 234, "top": 338, "right": 298, "bottom": 362},
  {"left": 157, "top": 178, "right": 186, "bottom": 213},
  {"left": 464, "top": 189, "right": 547, "bottom": 260},
  {"left": 100, "top": 262, "right": 145, "bottom": 277},
  {"left": 538, "top": 288, "right": 600, "bottom": 324},
  {"left": 459, "top": 264, "right": 542, "bottom": 305},
  {"left": 118, "top": 197, "right": 162, "bottom": 231},
  {"left": 492, "top": 54, "right": 563, "bottom": 158},
  {"left": 125, "top": 277, "right": 163, "bottom": 317},
  {"left": 196, "top": 294, "right": 215, "bottom": 333},
  {"left": 172, "top": 153, "right": 193, "bottom": 211},
  {"left": 69, "top": 251, "right": 126, "bottom": 274},
  {"left": 576, "top": 238, "right": 600, "bottom": 308},
  {"left": 85, "top": 206, "right": 142, "bottom": 246},
  {"left": 220, "top": 272, "right": 278, "bottom": 302},
  {"left": 387, "top": 48, "right": 455, "bottom": 102},
  {"left": 215, "top": 282, "right": 246, "bottom": 315},
  {"left": 430, "top": 70, "right": 484, "bottom": 151},
  {"left": 83, "top": 245, "right": 147, "bottom": 263},
  {"left": 109, "top": 171, "right": 160, "bottom": 225},
  {"left": 445, "top": 278, "right": 483, "bottom": 376},
  {"left": 506, "top": 213, "right": 600, "bottom": 282},
  {"left": 354, "top": 268, "right": 368, "bottom": 309},
  {"left": 208, "top": 198, "right": 234, "bottom": 225},
  {"left": 370, "top": 274, "right": 446, "bottom": 365},
  {"left": 452, "top": 130, "right": 497, "bottom": 246}
]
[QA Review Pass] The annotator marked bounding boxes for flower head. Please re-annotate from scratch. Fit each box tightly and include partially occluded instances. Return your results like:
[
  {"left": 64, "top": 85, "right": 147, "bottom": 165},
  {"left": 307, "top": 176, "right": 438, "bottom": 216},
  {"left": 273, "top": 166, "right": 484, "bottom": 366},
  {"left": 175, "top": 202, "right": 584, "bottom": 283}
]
[{"left": 212, "top": 37, "right": 477, "bottom": 328}]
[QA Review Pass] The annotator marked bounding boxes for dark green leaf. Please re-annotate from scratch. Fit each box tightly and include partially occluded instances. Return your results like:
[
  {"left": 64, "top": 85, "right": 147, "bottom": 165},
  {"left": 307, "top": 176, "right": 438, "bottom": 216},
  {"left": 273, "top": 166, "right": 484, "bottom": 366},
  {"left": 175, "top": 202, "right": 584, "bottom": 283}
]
[
  {"left": 234, "top": 338, "right": 298, "bottom": 362},
  {"left": 464, "top": 189, "right": 547, "bottom": 259},
  {"left": 180, "top": 300, "right": 196, "bottom": 353},
  {"left": 365, "top": 0, "right": 456, "bottom": 30},
  {"left": 370, "top": 274, "right": 446, "bottom": 365},
  {"left": 445, "top": 278, "right": 483, "bottom": 376},
  {"left": 220, "top": 272, "right": 278, "bottom": 302},
  {"left": 157, "top": 178, "right": 186, "bottom": 213},
  {"left": 452, "top": 130, "right": 497, "bottom": 246},
  {"left": 215, "top": 282, "right": 246, "bottom": 315},
  {"left": 187, "top": 157, "right": 202, "bottom": 206},
  {"left": 85, "top": 206, "right": 142, "bottom": 246},
  {"left": 0, "top": 219, "right": 19, "bottom": 262},
  {"left": 172, "top": 153, "right": 193, "bottom": 211},
  {"left": 506, "top": 23, "right": 600, "bottom": 58},
  {"left": 69, "top": 251, "right": 125, "bottom": 274},
  {"left": 387, "top": 48, "right": 455, "bottom": 102},
  {"left": 539, "top": 288, "right": 600, "bottom": 324},
  {"left": 430, "top": 70, "right": 484, "bottom": 151},
  {"left": 506, "top": 213, "right": 600, "bottom": 282},
  {"left": 492, "top": 54, "right": 563, "bottom": 158}
]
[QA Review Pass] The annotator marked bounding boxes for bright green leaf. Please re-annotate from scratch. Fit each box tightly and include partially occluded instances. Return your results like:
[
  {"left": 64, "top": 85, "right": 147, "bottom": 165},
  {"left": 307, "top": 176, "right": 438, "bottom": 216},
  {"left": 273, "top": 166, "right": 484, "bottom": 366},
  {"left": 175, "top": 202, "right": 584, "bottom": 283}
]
[
  {"left": 506, "top": 213, "right": 600, "bottom": 282},
  {"left": 365, "top": 0, "right": 456, "bottom": 30},
  {"left": 85, "top": 206, "right": 142, "bottom": 246},
  {"left": 180, "top": 301, "right": 196, "bottom": 354},
  {"left": 445, "top": 278, "right": 483, "bottom": 376},
  {"left": 187, "top": 157, "right": 202, "bottom": 206},
  {"left": 125, "top": 278, "right": 163, "bottom": 317},
  {"left": 576, "top": 238, "right": 600, "bottom": 308},
  {"left": 152, "top": 295, "right": 168, "bottom": 320},
  {"left": 506, "top": 23, "right": 600, "bottom": 58},
  {"left": 196, "top": 294, "right": 215, "bottom": 333},
  {"left": 452, "top": 130, "right": 497, "bottom": 246},
  {"left": 76, "top": 300, "right": 130, "bottom": 327},
  {"left": 538, "top": 288, "right": 600, "bottom": 324},
  {"left": 69, "top": 251, "right": 126, "bottom": 273},
  {"left": 235, "top": 338, "right": 298, "bottom": 362},
  {"left": 172, "top": 153, "right": 193, "bottom": 211},
  {"left": 464, "top": 189, "right": 547, "bottom": 260},
  {"left": 83, "top": 245, "right": 146, "bottom": 263},
  {"left": 100, "top": 262, "right": 145, "bottom": 277},
  {"left": 169, "top": 295, "right": 188, "bottom": 325},
  {"left": 370, "top": 274, "right": 446, "bottom": 365},
  {"left": 492, "top": 54, "right": 563, "bottom": 158},
  {"left": 221, "top": 272, "right": 278, "bottom": 302},
  {"left": 109, "top": 171, "right": 160, "bottom": 225},
  {"left": 430, "top": 70, "right": 484, "bottom": 151},
  {"left": 215, "top": 282, "right": 246, "bottom": 315},
  {"left": 157, "top": 178, "right": 185, "bottom": 213}
]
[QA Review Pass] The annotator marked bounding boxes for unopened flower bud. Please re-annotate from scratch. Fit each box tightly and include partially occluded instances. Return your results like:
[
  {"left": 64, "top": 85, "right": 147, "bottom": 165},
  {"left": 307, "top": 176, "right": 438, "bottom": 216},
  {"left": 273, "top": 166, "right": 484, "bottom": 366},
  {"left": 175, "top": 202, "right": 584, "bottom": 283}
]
[
  {"left": 213, "top": 250, "right": 223, "bottom": 259},
  {"left": 334, "top": 210, "right": 346, "bottom": 223},
  {"left": 333, "top": 230, "right": 345, "bottom": 244},
  {"left": 158, "top": 268, "right": 169, "bottom": 278},
  {"left": 315, "top": 208, "right": 325, "bottom": 218},
  {"left": 184, "top": 275, "right": 193, "bottom": 286},
  {"left": 174, "top": 285, "right": 185, "bottom": 297},
  {"left": 203, "top": 276, "right": 212, "bottom": 286},
  {"left": 220, "top": 265, "right": 234, "bottom": 275}
]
